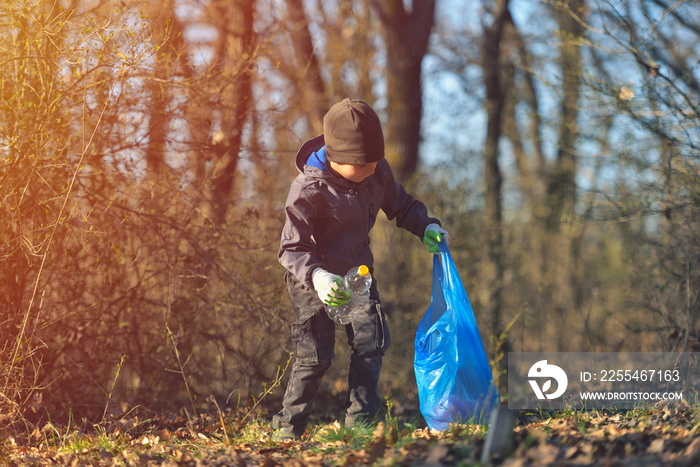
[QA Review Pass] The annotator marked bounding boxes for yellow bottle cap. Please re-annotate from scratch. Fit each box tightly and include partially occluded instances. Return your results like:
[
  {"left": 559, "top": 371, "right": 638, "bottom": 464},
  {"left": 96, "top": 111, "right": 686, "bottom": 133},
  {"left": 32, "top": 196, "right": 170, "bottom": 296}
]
[{"left": 358, "top": 265, "right": 369, "bottom": 276}]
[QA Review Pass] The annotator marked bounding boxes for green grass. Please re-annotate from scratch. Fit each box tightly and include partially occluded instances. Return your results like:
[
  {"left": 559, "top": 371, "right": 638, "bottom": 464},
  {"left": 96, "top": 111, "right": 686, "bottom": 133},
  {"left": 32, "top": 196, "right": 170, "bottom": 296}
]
[{"left": 310, "top": 419, "right": 375, "bottom": 448}]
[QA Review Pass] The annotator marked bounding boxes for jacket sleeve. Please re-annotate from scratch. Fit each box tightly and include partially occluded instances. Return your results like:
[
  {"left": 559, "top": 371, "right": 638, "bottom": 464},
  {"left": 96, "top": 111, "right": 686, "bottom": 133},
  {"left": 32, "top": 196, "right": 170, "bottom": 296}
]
[
  {"left": 379, "top": 160, "right": 440, "bottom": 238},
  {"left": 278, "top": 179, "right": 325, "bottom": 288}
]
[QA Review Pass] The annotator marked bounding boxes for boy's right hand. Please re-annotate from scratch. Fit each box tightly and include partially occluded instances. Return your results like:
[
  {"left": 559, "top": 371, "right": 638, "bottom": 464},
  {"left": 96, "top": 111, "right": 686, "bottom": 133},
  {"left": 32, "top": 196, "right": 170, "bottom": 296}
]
[{"left": 312, "top": 268, "right": 351, "bottom": 307}]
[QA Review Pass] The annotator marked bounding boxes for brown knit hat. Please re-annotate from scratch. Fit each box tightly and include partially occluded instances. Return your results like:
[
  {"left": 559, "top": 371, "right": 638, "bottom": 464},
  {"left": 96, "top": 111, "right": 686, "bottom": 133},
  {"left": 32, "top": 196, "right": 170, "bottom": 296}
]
[{"left": 323, "top": 98, "right": 385, "bottom": 164}]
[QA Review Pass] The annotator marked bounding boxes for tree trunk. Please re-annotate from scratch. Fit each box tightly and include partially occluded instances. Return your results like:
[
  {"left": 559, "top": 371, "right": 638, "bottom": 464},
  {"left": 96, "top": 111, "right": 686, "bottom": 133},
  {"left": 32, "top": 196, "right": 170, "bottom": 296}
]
[
  {"left": 287, "top": 0, "right": 327, "bottom": 133},
  {"left": 370, "top": 0, "right": 436, "bottom": 308},
  {"left": 543, "top": 0, "right": 585, "bottom": 350},
  {"left": 372, "top": 0, "right": 436, "bottom": 185},
  {"left": 546, "top": 0, "right": 584, "bottom": 230},
  {"left": 201, "top": 0, "right": 256, "bottom": 225},
  {"left": 144, "top": 0, "right": 175, "bottom": 176},
  {"left": 482, "top": 0, "right": 511, "bottom": 390}
]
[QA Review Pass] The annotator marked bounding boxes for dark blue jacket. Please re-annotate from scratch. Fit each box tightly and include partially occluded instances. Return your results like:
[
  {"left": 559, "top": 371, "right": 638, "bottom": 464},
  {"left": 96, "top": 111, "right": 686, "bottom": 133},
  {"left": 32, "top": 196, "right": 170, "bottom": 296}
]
[{"left": 279, "top": 135, "right": 440, "bottom": 288}]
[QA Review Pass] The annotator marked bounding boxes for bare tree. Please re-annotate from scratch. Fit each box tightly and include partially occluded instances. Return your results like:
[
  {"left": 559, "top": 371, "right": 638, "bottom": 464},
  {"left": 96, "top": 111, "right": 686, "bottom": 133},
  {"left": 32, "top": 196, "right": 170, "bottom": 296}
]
[
  {"left": 481, "top": 0, "right": 512, "bottom": 386},
  {"left": 545, "top": 0, "right": 585, "bottom": 230},
  {"left": 285, "top": 0, "right": 327, "bottom": 132},
  {"left": 187, "top": 0, "right": 256, "bottom": 225},
  {"left": 372, "top": 0, "right": 436, "bottom": 184}
]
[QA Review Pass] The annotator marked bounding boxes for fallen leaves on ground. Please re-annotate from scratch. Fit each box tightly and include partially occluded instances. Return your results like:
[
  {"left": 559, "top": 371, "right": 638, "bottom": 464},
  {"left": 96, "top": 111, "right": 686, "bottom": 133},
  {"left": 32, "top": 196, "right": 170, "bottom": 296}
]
[
  {"left": 2, "top": 401, "right": 700, "bottom": 466},
  {"left": 504, "top": 401, "right": 700, "bottom": 466}
]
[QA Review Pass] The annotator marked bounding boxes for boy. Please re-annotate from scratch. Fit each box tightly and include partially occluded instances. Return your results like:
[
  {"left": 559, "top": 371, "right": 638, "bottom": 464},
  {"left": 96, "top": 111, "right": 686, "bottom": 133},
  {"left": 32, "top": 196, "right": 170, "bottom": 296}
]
[{"left": 273, "top": 98, "right": 449, "bottom": 441}]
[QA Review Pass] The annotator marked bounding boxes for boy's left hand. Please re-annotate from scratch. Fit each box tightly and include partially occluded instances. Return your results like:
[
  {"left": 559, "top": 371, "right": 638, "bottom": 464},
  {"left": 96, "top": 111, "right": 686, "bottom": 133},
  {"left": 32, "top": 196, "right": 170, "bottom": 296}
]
[{"left": 423, "top": 223, "right": 450, "bottom": 254}]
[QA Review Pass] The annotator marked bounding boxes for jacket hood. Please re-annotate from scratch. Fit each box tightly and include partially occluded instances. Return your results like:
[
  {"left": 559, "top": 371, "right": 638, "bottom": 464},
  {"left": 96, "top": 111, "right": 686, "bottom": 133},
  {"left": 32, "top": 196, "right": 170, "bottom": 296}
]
[{"left": 294, "top": 134, "right": 326, "bottom": 174}]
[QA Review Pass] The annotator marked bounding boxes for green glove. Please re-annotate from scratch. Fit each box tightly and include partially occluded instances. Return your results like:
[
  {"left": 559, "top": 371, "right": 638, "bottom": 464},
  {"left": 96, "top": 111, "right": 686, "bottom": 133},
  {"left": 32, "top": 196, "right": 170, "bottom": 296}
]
[
  {"left": 423, "top": 223, "right": 450, "bottom": 254},
  {"left": 326, "top": 279, "right": 351, "bottom": 306},
  {"left": 312, "top": 268, "right": 351, "bottom": 306}
]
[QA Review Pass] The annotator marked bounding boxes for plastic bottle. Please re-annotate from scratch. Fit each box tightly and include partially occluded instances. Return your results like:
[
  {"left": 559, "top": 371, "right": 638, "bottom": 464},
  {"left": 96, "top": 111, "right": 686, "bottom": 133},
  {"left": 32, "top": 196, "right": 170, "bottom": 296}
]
[{"left": 325, "top": 265, "right": 372, "bottom": 325}]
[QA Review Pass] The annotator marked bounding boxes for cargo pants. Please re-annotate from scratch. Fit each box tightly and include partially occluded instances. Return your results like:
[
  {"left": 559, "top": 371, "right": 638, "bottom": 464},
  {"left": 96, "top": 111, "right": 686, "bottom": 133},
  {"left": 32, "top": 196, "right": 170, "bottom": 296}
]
[{"left": 272, "top": 272, "right": 391, "bottom": 437}]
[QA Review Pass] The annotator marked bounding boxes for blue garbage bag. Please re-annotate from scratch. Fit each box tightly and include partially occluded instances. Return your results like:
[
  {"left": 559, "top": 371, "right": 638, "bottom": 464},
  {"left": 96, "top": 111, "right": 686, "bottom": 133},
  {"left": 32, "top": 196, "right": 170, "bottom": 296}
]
[{"left": 414, "top": 242, "right": 500, "bottom": 430}]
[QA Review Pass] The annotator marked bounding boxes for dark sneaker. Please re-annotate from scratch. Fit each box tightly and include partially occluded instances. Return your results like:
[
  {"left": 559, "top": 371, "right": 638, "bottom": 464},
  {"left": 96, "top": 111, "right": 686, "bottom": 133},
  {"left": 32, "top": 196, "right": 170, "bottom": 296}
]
[{"left": 271, "top": 427, "right": 301, "bottom": 443}]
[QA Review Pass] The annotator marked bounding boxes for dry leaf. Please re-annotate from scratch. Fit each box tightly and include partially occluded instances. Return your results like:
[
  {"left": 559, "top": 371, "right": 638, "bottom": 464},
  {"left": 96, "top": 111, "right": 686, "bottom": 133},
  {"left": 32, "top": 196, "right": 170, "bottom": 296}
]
[
  {"left": 387, "top": 424, "right": 398, "bottom": 445},
  {"left": 685, "top": 438, "right": 700, "bottom": 457},
  {"left": 647, "top": 439, "right": 666, "bottom": 454},
  {"left": 425, "top": 443, "right": 450, "bottom": 464},
  {"left": 563, "top": 446, "right": 579, "bottom": 459},
  {"left": 372, "top": 422, "right": 386, "bottom": 441},
  {"left": 531, "top": 443, "right": 558, "bottom": 464}
]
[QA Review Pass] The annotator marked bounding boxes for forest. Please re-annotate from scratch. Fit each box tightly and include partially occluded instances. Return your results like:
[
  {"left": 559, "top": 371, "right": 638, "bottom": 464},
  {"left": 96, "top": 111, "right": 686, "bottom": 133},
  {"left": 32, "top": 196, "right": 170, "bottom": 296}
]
[{"left": 1, "top": 0, "right": 698, "bottom": 454}]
